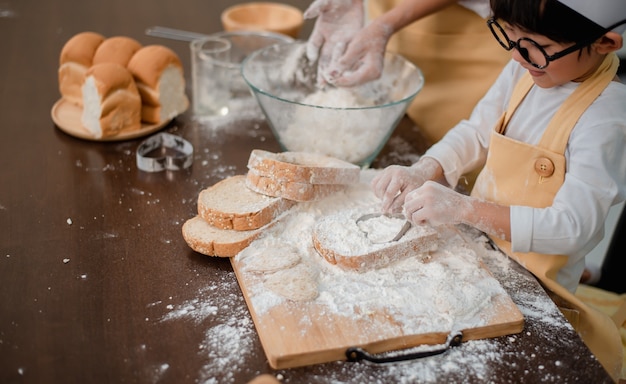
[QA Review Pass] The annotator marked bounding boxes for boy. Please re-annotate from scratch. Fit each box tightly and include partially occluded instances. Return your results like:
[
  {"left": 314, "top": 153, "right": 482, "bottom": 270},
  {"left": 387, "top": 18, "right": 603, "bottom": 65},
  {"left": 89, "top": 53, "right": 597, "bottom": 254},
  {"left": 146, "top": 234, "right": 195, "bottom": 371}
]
[{"left": 372, "top": 0, "right": 626, "bottom": 380}]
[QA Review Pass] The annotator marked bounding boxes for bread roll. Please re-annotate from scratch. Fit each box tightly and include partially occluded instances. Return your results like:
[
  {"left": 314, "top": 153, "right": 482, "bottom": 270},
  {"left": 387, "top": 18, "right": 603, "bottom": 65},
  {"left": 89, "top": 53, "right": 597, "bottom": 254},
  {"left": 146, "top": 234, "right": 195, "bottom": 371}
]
[
  {"left": 58, "top": 31, "right": 105, "bottom": 106},
  {"left": 127, "top": 45, "right": 189, "bottom": 123},
  {"left": 81, "top": 63, "right": 141, "bottom": 139},
  {"left": 93, "top": 36, "right": 142, "bottom": 67},
  {"left": 198, "top": 175, "right": 295, "bottom": 231}
]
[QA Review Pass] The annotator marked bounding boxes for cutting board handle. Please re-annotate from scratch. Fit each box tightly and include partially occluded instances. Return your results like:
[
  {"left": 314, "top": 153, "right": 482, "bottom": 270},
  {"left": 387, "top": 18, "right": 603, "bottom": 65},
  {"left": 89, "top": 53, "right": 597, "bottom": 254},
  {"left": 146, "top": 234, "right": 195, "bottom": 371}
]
[{"left": 345, "top": 331, "right": 463, "bottom": 364}]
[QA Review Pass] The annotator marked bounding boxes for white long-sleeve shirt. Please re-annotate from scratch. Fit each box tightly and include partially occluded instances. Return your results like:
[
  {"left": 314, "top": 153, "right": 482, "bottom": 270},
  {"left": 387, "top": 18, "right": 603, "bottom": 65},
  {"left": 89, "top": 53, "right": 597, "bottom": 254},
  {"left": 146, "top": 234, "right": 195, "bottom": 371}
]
[{"left": 424, "top": 59, "right": 626, "bottom": 292}]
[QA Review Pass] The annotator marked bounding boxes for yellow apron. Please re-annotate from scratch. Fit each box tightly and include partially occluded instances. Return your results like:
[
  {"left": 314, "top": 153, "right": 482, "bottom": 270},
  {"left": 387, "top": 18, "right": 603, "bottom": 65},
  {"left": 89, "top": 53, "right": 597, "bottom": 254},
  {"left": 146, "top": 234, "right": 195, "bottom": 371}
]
[
  {"left": 471, "top": 53, "right": 623, "bottom": 381},
  {"left": 367, "top": 1, "right": 510, "bottom": 144}
]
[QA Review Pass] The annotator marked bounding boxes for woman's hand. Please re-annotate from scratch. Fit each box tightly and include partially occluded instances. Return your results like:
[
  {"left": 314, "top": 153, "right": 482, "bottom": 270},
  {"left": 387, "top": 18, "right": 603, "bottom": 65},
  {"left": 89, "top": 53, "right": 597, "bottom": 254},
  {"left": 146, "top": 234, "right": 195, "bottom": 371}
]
[{"left": 304, "top": 0, "right": 364, "bottom": 85}]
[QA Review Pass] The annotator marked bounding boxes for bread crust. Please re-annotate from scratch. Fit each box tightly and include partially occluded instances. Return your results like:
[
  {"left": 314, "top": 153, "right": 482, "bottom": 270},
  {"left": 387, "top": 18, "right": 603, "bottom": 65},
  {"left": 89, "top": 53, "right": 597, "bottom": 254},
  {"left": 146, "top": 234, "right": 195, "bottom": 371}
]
[
  {"left": 182, "top": 216, "right": 266, "bottom": 257},
  {"left": 127, "top": 45, "right": 188, "bottom": 123},
  {"left": 59, "top": 31, "right": 105, "bottom": 66},
  {"left": 312, "top": 214, "right": 438, "bottom": 272},
  {"left": 59, "top": 31, "right": 106, "bottom": 105},
  {"left": 247, "top": 149, "right": 360, "bottom": 185},
  {"left": 127, "top": 45, "right": 183, "bottom": 89},
  {"left": 245, "top": 169, "right": 346, "bottom": 202},
  {"left": 198, "top": 175, "right": 295, "bottom": 231},
  {"left": 93, "top": 36, "right": 142, "bottom": 67},
  {"left": 82, "top": 63, "right": 142, "bottom": 137}
]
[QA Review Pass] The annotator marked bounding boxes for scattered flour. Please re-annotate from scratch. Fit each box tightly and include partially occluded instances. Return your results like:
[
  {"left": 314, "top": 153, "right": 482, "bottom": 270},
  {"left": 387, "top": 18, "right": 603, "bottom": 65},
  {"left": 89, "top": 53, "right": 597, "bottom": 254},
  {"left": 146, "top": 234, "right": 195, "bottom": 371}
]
[{"left": 153, "top": 171, "right": 575, "bottom": 383}]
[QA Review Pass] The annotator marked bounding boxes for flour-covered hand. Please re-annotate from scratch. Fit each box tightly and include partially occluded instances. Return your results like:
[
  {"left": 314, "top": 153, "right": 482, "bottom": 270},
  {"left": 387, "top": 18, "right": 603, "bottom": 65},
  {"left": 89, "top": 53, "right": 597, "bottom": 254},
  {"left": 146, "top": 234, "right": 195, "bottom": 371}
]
[
  {"left": 403, "top": 181, "right": 472, "bottom": 227},
  {"left": 371, "top": 158, "right": 442, "bottom": 213},
  {"left": 304, "top": 0, "right": 364, "bottom": 85},
  {"left": 323, "top": 19, "right": 392, "bottom": 86}
]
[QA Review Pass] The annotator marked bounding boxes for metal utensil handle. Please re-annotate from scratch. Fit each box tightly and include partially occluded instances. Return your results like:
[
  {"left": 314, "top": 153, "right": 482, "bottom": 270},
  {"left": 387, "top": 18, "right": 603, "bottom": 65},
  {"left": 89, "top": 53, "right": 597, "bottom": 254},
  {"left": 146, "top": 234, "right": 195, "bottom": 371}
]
[
  {"left": 145, "top": 26, "right": 210, "bottom": 42},
  {"left": 345, "top": 331, "right": 463, "bottom": 364}
]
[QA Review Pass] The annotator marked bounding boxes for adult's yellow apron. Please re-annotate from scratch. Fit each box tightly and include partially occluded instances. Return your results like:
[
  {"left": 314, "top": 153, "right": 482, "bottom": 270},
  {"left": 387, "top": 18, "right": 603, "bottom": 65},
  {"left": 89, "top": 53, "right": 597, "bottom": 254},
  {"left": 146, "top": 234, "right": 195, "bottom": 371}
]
[
  {"left": 471, "top": 53, "right": 623, "bottom": 381},
  {"left": 367, "top": 1, "right": 510, "bottom": 144}
]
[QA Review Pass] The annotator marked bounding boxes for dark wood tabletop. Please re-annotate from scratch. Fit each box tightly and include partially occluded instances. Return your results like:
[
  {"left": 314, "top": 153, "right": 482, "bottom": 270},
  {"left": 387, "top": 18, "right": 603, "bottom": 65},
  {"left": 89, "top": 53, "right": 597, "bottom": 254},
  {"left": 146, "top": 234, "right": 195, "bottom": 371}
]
[{"left": 0, "top": 0, "right": 614, "bottom": 383}]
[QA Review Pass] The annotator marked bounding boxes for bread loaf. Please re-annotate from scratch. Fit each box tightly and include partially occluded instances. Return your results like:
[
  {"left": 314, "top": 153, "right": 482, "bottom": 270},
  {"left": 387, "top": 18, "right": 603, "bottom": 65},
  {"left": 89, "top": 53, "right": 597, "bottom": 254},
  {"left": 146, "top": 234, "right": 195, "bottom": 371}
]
[
  {"left": 93, "top": 36, "right": 142, "bottom": 67},
  {"left": 58, "top": 31, "right": 105, "bottom": 106},
  {"left": 312, "top": 213, "right": 438, "bottom": 272},
  {"left": 247, "top": 149, "right": 360, "bottom": 184},
  {"left": 198, "top": 175, "right": 295, "bottom": 231},
  {"left": 182, "top": 216, "right": 267, "bottom": 257},
  {"left": 81, "top": 63, "right": 142, "bottom": 138},
  {"left": 245, "top": 169, "right": 347, "bottom": 202},
  {"left": 127, "top": 45, "right": 189, "bottom": 124}
]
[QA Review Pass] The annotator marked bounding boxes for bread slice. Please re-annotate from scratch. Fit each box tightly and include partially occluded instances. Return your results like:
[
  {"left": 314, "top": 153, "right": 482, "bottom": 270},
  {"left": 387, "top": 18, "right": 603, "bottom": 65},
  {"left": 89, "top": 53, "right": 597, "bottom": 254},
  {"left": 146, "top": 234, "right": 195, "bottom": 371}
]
[
  {"left": 182, "top": 216, "right": 266, "bottom": 257},
  {"left": 127, "top": 45, "right": 189, "bottom": 123},
  {"left": 58, "top": 31, "right": 106, "bottom": 106},
  {"left": 93, "top": 36, "right": 142, "bottom": 67},
  {"left": 245, "top": 169, "right": 346, "bottom": 202},
  {"left": 198, "top": 175, "right": 296, "bottom": 231},
  {"left": 81, "top": 63, "right": 142, "bottom": 138},
  {"left": 312, "top": 213, "right": 439, "bottom": 272},
  {"left": 247, "top": 149, "right": 360, "bottom": 184}
]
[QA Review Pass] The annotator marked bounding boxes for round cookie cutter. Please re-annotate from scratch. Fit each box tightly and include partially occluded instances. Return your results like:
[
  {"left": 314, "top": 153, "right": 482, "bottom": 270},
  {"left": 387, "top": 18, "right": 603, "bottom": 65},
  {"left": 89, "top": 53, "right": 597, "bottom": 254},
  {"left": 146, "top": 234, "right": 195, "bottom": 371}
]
[{"left": 136, "top": 132, "right": 193, "bottom": 172}]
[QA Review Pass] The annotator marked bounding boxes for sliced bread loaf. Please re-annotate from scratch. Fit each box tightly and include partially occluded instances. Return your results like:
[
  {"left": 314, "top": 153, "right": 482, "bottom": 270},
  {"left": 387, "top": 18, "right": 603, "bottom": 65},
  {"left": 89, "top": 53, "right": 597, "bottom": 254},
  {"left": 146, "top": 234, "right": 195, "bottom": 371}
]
[
  {"left": 182, "top": 216, "right": 267, "bottom": 257},
  {"left": 245, "top": 169, "right": 347, "bottom": 202},
  {"left": 312, "top": 213, "right": 439, "bottom": 272},
  {"left": 247, "top": 149, "right": 360, "bottom": 184},
  {"left": 198, "top": 175, "right": 295, "bottom": 231}
]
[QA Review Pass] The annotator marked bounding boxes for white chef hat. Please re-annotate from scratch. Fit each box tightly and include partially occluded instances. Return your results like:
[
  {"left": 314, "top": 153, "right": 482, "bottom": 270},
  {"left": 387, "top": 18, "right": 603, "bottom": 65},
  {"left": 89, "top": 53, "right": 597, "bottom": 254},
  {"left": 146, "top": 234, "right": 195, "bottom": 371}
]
[{"left": 558, "top": 0, "right": 626, "bottom": 34}]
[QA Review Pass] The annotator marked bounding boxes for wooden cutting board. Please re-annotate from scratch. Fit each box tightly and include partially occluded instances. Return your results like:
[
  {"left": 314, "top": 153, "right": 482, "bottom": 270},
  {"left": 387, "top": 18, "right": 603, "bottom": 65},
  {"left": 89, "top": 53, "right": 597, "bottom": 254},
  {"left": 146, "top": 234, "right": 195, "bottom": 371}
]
[{"left": 231, "top": 225, "right": 524, "bottom": 370}]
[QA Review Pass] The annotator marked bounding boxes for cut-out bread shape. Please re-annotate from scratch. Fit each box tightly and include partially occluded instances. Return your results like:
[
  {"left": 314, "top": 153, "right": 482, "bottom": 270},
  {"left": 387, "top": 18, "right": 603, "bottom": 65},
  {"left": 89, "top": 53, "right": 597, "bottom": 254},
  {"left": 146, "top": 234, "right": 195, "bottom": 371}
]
[
  {"left": 198, "top": 175, "right": 295, "bottom": 231},
  {"left": 247, "top": 149, "right": 360, "bottom": 184},
  {"left": 81, "top": 63, "right": 142, "bottom": 139},
  {"left": 59, "top": 31, "right": 106, "bottom": 106},
  {"left": 245, "top": 169, "right": 347, "bottom": 202},
  {"left": 312, "top": 212, "right": 439, "bottom": 272},
  {"left": 93, "top": 36, "right": 142, "bottom": 67},
  {"left": 182, "top": 216, "right": 268, "bottom": 257},
  {"left": 127, "top": 45, "right": 189, "bottom": 124}
]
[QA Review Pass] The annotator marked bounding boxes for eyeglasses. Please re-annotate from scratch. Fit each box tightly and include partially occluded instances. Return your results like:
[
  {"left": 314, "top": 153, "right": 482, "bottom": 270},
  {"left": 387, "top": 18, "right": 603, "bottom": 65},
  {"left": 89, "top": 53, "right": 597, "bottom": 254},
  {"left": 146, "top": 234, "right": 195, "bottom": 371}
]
[{"left": 487, "top": 18, "right": 599, "bottom": 69}]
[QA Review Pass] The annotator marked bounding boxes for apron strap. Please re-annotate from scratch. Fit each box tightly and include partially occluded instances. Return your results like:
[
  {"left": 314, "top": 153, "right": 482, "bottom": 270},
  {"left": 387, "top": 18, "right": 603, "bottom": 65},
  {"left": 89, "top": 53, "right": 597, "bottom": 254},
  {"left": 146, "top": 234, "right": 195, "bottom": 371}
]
[
  {"left": 498, "top": 53, "right": 619, "bottom": 146},
  {"left": 499, "top": 72, "right": 534, "bottom": 134},
  {"left": 539, "top": 53, "right": 620, "bottom": 153}
]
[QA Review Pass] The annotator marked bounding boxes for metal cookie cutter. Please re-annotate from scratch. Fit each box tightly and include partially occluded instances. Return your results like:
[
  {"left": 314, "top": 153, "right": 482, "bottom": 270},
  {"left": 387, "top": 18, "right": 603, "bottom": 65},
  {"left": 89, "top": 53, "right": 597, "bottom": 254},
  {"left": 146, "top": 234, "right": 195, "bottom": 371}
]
[{"left": 136, "top": 132, "right": 193, "bottom": 172}]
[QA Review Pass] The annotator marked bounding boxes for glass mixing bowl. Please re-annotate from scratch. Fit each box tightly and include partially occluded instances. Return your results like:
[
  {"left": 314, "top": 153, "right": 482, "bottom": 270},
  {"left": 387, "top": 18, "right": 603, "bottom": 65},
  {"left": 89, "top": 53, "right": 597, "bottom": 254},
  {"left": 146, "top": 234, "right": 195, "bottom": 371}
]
[{"left": 241, "top": 41, "right": 424, "bottom": 167}]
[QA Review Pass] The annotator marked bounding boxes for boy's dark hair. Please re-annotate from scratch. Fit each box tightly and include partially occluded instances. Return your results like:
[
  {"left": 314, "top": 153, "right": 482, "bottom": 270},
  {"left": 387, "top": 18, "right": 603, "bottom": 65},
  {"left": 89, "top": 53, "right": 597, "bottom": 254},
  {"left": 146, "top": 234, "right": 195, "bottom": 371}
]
[{"left": 490, "top": 0, "right": 607, "bottom": 44}]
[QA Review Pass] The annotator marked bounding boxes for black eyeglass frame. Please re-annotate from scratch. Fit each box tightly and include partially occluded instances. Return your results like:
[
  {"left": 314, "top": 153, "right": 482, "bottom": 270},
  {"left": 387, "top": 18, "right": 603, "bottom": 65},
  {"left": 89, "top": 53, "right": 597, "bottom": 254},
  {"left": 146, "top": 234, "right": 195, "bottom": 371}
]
[{"left": 487, "top": 17, "right": 624, "bottom": 69}]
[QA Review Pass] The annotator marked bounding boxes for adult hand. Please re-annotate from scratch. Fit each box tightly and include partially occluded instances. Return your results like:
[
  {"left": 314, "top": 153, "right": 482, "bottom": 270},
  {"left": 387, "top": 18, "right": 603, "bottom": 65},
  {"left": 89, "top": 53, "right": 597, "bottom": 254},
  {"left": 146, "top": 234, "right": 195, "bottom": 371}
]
[
  {"left": 403, "top": 181, "right": 472, "bottom": 227},
  {"left": 304, "top": 0, "right": 364, "bottom": 85},
  {"left": 324, "top": 19, "right": 392, "bottom": 86},
  {"left": 371, "top": 158, "right": 441, "bottom": 213}
]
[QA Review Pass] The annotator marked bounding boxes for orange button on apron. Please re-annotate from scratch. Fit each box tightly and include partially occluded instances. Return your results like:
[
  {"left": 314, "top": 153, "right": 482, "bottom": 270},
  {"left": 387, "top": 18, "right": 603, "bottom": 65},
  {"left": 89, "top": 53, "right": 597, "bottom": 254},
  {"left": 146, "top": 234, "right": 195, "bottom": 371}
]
[{"left": 534, "top": 157, "right": 555, "bottom": 177}]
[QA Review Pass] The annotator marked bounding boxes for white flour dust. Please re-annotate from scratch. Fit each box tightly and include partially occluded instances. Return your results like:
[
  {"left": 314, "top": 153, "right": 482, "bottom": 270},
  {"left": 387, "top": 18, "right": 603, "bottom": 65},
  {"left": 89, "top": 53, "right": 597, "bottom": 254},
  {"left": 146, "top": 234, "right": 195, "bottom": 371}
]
[
  {"left": 155, "top": 273, "right": 257, "bottom": 384},
  {"left": 236, "top": 171, "right": 513, "bottom": 335}
]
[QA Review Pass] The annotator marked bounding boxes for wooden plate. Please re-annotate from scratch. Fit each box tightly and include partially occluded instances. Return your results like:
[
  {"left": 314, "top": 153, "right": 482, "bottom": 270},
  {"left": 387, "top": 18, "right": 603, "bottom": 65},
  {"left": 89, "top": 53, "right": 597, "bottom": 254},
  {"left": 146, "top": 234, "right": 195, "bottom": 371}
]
[{"left": 51, "top": 98, "right": 174, "bottom": 141}]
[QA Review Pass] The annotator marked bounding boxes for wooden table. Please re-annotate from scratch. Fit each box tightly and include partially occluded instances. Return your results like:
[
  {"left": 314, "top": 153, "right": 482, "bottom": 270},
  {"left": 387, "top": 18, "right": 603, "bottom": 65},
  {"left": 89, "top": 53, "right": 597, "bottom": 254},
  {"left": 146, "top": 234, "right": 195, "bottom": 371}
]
[{"left": 0, "top": 0, "right": 614, "bottom": 383}]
